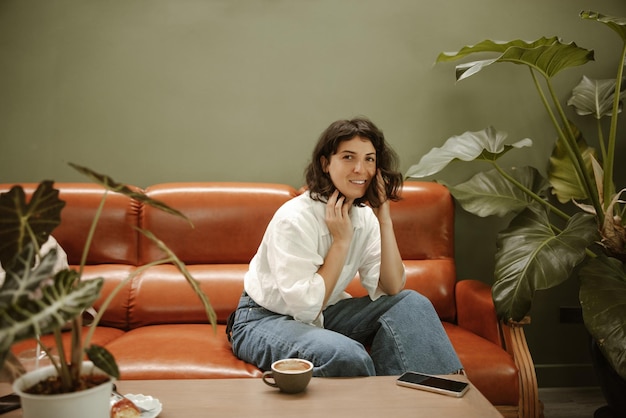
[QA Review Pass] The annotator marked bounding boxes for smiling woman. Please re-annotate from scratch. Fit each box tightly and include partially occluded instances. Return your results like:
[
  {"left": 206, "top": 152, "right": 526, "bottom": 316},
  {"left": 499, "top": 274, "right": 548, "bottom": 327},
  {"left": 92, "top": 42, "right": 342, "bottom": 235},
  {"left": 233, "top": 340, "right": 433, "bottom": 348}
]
[
  {"left": 227, "top": 117, "right": 463, "bottom": 378},
  {"left": 321, "top": 136, "right": 377, "bottom": 202},
  {"left": 306, "top": 118, "right": 403, "bottom": 209}
]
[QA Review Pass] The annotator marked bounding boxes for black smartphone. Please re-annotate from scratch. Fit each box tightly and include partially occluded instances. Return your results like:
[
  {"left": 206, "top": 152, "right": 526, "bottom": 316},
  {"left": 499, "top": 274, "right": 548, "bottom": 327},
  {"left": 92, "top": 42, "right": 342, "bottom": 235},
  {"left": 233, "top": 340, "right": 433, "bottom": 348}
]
[
  {"left": 0, "top": 393, "right": 20, "bottom": 414},
  {"left": 396, "top": 371, "right": 469, "bottom": 397}
]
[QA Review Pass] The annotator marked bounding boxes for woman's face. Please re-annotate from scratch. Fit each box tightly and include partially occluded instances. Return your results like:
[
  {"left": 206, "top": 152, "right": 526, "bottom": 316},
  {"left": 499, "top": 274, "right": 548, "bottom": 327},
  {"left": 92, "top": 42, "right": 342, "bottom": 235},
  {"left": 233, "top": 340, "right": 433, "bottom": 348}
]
[{"left": 322, "top": 136, "right": 377, "bottom": 202}]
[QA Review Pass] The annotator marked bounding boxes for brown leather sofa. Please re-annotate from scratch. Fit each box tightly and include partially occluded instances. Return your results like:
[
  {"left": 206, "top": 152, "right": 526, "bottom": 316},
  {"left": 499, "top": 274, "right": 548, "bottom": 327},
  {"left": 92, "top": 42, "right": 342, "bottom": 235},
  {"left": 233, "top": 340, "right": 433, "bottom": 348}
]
[{"left": 6, "top": 181, "right": 540, "bottom": 418}]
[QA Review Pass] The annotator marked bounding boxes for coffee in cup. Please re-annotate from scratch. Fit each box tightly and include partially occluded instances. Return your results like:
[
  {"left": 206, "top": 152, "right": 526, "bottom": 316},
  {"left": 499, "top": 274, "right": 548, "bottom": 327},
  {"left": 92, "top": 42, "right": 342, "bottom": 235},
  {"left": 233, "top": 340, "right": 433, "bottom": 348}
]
[{"left": 262, "top": 358, "right": 313, "bottom": 394}]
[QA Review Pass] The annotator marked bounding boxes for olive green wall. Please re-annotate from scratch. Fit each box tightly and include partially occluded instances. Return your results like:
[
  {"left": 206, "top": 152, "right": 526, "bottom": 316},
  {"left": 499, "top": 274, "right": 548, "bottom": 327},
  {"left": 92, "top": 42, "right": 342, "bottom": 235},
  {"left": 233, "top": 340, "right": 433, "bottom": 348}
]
[{"left": 2, "top": 0, "right": 625, "bottom": 387}]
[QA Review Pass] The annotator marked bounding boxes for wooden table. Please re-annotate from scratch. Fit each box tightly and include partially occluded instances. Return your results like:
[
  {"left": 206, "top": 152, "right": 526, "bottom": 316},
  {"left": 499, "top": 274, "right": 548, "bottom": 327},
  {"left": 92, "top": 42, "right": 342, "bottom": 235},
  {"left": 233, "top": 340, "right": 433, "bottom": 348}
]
[{"left": 1, "top": 375, "right": 502, "bottom": 418}]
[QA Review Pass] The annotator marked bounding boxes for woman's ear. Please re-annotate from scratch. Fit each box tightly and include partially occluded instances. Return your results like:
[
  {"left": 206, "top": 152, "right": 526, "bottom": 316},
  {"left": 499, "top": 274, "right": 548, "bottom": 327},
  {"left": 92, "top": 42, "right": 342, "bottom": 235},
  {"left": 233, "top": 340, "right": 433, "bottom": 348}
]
[{"left": 320, "top": 156, "right": 329, "bottom": 173}]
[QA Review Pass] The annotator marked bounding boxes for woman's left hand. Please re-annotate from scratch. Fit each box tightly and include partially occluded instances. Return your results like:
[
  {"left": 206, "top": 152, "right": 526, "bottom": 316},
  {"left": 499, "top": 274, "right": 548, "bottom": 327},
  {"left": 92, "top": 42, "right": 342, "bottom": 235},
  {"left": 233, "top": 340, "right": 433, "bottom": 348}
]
[
  {"left": 372, "top": 170, "right": 404, "bottom": 294},
  {"left": 372, "top": 170, "right": 391, "bottom": 221}
]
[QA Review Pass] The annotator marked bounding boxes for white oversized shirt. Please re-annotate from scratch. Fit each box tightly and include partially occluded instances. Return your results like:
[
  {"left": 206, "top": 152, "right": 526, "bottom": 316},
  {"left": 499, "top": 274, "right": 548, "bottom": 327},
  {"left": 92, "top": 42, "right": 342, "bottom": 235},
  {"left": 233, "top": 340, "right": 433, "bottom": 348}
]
[{"left": 244, "top": 191, "right": 405, "bottom": 327}]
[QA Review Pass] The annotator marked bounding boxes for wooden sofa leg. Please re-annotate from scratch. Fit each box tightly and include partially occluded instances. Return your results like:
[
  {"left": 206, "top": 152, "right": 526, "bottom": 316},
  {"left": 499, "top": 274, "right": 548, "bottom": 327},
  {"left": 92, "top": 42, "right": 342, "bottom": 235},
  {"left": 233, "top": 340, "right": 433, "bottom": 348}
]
[{"left": 501, "top": 319, "right": 542, "bottom": 418}]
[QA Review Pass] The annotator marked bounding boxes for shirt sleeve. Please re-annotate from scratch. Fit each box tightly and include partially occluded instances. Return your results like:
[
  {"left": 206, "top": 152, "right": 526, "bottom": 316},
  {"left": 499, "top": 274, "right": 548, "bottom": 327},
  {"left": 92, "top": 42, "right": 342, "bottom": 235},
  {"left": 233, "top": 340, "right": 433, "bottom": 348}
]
[{"left": 261, "top": 215, "right": 327, "bottom": 324}]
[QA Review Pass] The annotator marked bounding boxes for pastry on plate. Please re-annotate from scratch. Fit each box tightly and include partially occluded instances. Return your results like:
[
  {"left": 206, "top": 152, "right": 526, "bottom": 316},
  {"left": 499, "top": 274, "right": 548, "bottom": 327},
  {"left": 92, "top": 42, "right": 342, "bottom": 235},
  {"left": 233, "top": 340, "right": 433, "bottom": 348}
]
[{"left": 111, "top": 397, "right": 141, "bottom": 418}]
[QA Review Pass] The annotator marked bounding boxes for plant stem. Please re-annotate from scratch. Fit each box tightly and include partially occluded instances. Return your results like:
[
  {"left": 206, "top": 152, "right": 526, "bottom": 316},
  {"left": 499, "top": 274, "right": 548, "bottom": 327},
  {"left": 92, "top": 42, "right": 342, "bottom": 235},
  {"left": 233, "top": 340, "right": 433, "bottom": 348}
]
[
  {"left": 549, "top": 78, "right": 603, "bottom": 221},
  {"left": 596, "top": 118, "right": 607, "bottom": 164},
  {"left": 79, "top": 191, "right": 108, "bottom": 277},
  {"left": 531, "top": 68, "right": 604, "bottom": 224},
  {"left": 530, "top": 68, "right": 567, "bottom": 146},
  {"left": 69, "top": 190, "right": 108, "bottom": 386},
  {"left": 52, "top": 329, "right": 71, "bottom": 390},
  {"left": 70, "top": 316, "right": 82, "bottom": 386},
  {"left": 603, "top": 41, "right": 626, "bottom": 208}
]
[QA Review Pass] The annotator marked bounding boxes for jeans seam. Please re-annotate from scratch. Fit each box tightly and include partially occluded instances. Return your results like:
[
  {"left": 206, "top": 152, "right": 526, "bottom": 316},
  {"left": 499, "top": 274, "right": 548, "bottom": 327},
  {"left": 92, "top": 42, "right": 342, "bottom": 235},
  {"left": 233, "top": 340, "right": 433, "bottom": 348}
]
[{"left": 377, "top": 315, "right": 408, "bottom": 371}]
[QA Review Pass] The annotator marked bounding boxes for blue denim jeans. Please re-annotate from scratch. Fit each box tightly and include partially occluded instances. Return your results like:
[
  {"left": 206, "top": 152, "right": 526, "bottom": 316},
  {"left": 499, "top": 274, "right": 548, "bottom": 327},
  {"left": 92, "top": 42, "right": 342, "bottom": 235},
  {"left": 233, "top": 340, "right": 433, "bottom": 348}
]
[{"left": 230, "top": 290, "right": 462, "bottom": 377}]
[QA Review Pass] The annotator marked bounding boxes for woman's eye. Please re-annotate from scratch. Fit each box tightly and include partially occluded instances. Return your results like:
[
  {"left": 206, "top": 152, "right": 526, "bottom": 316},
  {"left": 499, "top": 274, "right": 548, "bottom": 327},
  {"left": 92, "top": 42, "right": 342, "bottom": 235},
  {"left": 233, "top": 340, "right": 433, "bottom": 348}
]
[{"left": 339, "top": 154, "right": 375, "bottom": 163}]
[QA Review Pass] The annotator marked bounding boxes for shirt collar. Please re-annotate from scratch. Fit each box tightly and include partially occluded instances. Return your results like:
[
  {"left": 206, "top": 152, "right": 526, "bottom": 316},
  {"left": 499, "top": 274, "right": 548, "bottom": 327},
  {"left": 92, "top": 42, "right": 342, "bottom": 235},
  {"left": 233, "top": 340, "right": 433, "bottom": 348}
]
[{"left": 305, "top": 191, "right": 365, "bottom": 232}]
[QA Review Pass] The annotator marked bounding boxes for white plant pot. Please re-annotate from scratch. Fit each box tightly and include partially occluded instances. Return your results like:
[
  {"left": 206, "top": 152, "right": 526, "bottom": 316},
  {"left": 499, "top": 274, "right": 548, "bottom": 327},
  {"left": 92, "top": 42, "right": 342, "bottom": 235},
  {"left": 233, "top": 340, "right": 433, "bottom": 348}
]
[{"left": 13, "top": 362, "right": 113, "bottom": 418}]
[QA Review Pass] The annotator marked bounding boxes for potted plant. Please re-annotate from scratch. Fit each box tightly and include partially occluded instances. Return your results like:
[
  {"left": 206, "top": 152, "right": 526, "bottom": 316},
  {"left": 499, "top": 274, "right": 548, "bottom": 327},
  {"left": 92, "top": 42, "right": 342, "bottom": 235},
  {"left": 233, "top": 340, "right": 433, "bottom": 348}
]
[
  {"left": 0, "top": 163, "right": 217, "bottom": 418},
  {"left": 405, "top": 10, "right": 626, "bottom": 414}
]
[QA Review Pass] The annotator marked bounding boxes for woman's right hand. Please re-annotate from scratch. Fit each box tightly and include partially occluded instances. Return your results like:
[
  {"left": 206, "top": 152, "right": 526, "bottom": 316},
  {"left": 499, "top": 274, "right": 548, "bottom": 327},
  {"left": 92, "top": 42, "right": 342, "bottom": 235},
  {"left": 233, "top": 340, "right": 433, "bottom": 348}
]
[
  {"left": 317, "top": 190, "right": 354, "bottom": 309},
  {"left": 325, "top": 190, "right": 353, "bottom": 244}
]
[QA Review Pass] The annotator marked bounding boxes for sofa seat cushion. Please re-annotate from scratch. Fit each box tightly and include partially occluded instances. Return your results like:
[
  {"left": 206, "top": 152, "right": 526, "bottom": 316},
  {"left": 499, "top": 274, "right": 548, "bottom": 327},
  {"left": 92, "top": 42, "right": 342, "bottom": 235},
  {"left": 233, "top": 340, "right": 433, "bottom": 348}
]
[
  {"left": 104, "top": 324, "right": 262, "bottom": 379},
  {"left": 444, "top": 322, "right": 519, "bottom": 406},
  {"left": 11, "top": 326, "right": 125, "bottom": 361},
  {"left": 82, "top": 265, "right": 136, "bottom": 329},
  {"left": 127, "top": 265, "right": 247, "bottom": 327}
]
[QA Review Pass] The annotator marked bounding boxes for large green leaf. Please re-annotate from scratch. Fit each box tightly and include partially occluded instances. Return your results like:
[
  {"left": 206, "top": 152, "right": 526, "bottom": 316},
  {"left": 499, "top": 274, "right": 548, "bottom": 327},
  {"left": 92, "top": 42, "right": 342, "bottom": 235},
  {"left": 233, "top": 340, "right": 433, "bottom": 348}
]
[
  {"left": 580, "top": 256, "right": 626, "bottom": 380},
  {"left": 0, "top": 260, "right": 103, "bottom": 366},
  {"left": 548, "top": 123, "right": 597, "bottom": 203},
  {"left": 581, "top": 11, "right": 626, "bottom": 41},
  {"left": 0, "top": 181, "right": 65, "bottom": 270},
  {"left": 567, "top": 76, "right": 623, "bottom": 119},
  {"left": 85, "top": 344, "right": 119, "bottom": 379},
  {"left": 405, "top": 126, "right": 532, "bottom": 178},
  {"left": 445, "top": 166, "right": 548, "bottom": 218},
  {"left": 437, "top": 37, "right": 594, "bottom": 82},
  {"left": 492, "top": 208, "right": 598, "bottom": 322},
  {"left": 0, "top": 245, "right": 58, "bottom": 310},
  {"left": 437, "top": 37, "right": 561, "bottom": 62}
]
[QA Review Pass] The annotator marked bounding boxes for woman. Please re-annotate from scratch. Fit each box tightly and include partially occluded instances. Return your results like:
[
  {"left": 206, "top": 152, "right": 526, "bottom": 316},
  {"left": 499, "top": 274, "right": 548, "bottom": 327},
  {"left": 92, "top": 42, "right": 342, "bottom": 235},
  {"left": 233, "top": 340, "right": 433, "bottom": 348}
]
[{"left": 230, "top": 117, "right": 462, "bottom": 376}]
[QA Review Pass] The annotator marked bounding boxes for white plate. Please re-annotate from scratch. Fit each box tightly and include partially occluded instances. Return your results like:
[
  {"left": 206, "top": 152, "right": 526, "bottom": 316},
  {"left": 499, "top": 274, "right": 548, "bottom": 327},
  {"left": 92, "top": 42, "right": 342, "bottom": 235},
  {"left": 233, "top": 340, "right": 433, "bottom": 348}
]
[{"left": 113, "top": 393, "right": 163, "bottom": 418}]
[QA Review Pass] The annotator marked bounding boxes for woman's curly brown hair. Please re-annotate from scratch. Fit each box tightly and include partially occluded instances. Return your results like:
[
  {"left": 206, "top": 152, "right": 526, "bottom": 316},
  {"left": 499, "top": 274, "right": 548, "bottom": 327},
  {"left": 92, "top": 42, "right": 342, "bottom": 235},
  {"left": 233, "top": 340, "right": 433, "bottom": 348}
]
[{"left": 304, "top": 117, "right": 403, "bottom": 208}]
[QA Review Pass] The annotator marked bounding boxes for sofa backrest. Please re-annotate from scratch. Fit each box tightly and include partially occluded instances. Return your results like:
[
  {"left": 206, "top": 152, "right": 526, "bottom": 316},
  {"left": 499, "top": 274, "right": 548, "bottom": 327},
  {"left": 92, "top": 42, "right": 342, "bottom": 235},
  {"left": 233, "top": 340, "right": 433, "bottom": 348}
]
[
  {"left": 392, "top": 181, "right": 457, "bottom": 322},
  {"left": 0, "top": 181, "right": 457, "bottom": 327},
  {"left": 0, "top": 183, "right": 140, "bottom": 266},
  {"left": 346, "top": 181, "right": 457, "bottom": 322},
  {"left": 139, "top": 182, "right": 298, "bottom": 264},
  {"left": 130, "top": 182, "right": 299, "bottom": 328}
]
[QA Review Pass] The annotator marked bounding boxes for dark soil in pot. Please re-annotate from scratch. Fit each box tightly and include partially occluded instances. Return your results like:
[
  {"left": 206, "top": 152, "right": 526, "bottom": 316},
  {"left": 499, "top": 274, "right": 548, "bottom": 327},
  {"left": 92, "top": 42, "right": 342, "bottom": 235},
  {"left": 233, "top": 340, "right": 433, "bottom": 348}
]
[{"left": 24, "top": 374, "right": 110, "bottom": 395}]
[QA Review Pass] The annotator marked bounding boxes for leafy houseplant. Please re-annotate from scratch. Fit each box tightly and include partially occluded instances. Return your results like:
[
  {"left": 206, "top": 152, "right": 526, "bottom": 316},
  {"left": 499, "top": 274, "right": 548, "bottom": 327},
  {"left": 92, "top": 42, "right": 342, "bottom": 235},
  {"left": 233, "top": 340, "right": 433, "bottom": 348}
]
[
  {"left": 406, "top": 10, "right": 626, "bottom": 382},
  {"left": 0, "top": 163, "right": 217, "bottom": 394}
]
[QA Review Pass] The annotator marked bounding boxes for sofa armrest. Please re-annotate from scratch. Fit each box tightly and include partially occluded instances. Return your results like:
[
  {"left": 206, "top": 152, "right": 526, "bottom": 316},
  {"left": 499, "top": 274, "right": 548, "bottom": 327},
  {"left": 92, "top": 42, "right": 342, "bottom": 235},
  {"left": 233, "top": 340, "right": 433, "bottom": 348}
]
[
  {"left": 455, "top": 279, "right": 501, "bottom": 346},
  {"left": 456, "top": 279, "right": 541, "bottom": 418}
]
